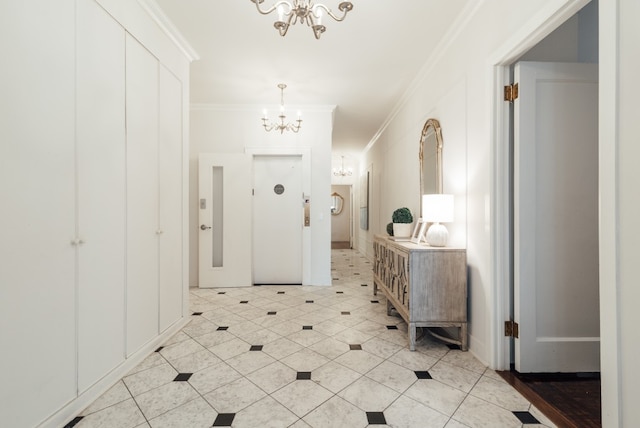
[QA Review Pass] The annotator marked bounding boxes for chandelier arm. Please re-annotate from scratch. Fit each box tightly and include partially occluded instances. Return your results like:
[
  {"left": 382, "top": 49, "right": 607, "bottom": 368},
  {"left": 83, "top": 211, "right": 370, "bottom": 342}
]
[
  {"left": 251, "top": 0, "right": 292, "bottom": 16},
  {"left": 276, "top": 12, "right": 295, "bottom": 36},
  {"left": 312, "top": 3, "right": 351, "bottom": 22}
]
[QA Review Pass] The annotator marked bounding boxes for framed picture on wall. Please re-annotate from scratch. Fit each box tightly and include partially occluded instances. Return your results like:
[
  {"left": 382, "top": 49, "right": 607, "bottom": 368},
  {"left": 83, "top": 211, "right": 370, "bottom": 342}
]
[
  {"left": 359, "top": 171, "right": 369, "bottom": 230},
  {"left": 410, "top": 219, "right": 428, "bottom": 244}
]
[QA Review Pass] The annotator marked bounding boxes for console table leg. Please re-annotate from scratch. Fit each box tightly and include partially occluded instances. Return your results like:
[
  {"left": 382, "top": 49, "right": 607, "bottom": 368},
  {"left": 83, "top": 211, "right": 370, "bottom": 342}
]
[
  {"left": 386, "top": 300, "right": 393, "bottom": 316},
  {"left": 409, "top": 322, "right": 416, "bottom": 351},
  {"left": 460, "top": 323, "right": 468, "bottom": 351}
]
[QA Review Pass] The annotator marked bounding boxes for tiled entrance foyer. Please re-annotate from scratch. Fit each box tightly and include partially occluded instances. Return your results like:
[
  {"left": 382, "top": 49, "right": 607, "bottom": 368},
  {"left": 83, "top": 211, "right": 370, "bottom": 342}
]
[{"left": 70, "top": 250, "right": 555, "bottom": 428}]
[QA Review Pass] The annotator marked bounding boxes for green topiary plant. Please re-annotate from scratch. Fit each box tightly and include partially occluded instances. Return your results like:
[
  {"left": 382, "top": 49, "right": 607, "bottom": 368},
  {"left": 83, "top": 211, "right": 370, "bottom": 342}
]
[
  {"left": 392, "top": 207, "right": 413, "bottom": 224},
  {"left": 386, "top": 222, "right": 394, "bottom": 236}
]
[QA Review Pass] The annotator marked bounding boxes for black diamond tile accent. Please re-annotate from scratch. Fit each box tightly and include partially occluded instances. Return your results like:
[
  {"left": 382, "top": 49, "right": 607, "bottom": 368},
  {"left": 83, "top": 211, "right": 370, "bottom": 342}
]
[
  {"left": 240, "top": 300, "right": 249, "bottom": 304},
  {"left": 217, "top": 292, "right": 226, "bottom": 294},
  {"left": 267, "top": 311, "right": 277, "bottom": 315},
  {"left": 336, "top": 291, "right": 344, "bottom": 294},
  {"left": 333, "top": 278, "right": 339, "bottom": 280},
  {"left": 174, "top": 373, "right": 192, "bottom": 382},
  {"left": 277, "top": 291, "right": 285, "bottom": 294},
  {"left": 217, "top": 326, "right": 229, "bottom": 331},
  {"left": 305, "top": 300, "right": 314, "bottom": 303},
  {"left": 341, "top": 311, "right": 350, "bottom": 315},
  {"left": 414, "top": 371, "right": 432, "bottom": 379},
  {"left": 302, "top": 326, "right": 313, "bottom": 330},
  {"left": 64, "top": 416, "right": 84, "bottom": 428},
  {"left": 250, "top": 345, "right": 263, "bottom": 351},
  {"left": 213, "top": 413, "right": 235, "bottom": 426},
  {"left": 192, "top": 312, "right": 203, "bottom": 316},
  {"left": 366, "top": 412, "right": 387, "bottom": 425},
  {"left": 349, "top": 344, "right": 362, "bottom": 350},
  {"left": 371, "top": 300, "right": 379, "bottom": 303},
  {"left": 447, "top": 344, "right": 461, "bottom": 350},
  {"left": 155, "top": 346, "right": 164, "bottom": 352},
  {"left": 296, "top": 371, "right": 312, "bottom": 380},
  {"left": 386, "top": 325, "right": 399, "bottom": 330},
  {"left": 513, "top": 411, "right": 540, "bottom": 424},
  {"left": 361, "top": 284, "right": 368, "bottom": 287}
]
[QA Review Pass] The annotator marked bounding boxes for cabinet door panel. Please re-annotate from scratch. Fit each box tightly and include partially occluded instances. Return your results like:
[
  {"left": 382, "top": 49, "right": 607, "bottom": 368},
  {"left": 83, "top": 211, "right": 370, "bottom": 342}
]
[
  {"left": 126, "top": 34, "right": 159, "bottom": 356},
  {"left": 0, "top": 1, "right": 77, "bottom": 426},
  {"left": 158, "top": 65, "right": 183, "bottom": 331},
  {"left": 77, "top": 0, "right": 126, "bottom": 391}
]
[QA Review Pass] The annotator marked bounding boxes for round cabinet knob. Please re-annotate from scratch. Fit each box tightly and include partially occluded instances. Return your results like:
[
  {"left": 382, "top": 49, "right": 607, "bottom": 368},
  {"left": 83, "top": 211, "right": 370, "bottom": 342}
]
[{"left": 200, "top": 224, "right": 212, "bottom": 230}]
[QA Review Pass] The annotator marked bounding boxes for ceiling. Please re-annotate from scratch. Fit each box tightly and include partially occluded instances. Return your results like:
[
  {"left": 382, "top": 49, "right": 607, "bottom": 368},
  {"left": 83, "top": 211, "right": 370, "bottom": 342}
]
[{"left": 154, "top": 0, "right": 470, "bottom": 155}]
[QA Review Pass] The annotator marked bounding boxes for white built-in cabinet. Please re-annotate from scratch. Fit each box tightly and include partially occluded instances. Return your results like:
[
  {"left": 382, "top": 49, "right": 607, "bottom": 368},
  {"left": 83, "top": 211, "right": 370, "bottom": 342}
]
[
  {"left": 125, "top": 34, "right": 161, "bottom": 356},
  {"left": 158, "top": 66, "right": 184, "bottom": 332},
  {"left": 77, "top": 0, "right": 127, "bottom": 392},
  {"left": 125, "top": 34, "right": 184, "bottom": 355},
  {"left": 0, "top": 1, "right": 188, "bottom": 426},
  {"left": 0, "top": 1, "right": 78, "bottom": 424}
]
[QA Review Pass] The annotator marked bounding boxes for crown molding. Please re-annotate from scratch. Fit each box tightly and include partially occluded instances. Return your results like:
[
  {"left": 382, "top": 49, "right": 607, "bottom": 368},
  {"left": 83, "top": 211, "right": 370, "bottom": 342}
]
[
  {"left": 191, "top": 103, "right": 336, "bottom": 113},
  {"left": 363, "top": 0, "right": 484, "bottom": 154},
  {"left": 137, "top": 0, "right": 200, "bottom": 62}
]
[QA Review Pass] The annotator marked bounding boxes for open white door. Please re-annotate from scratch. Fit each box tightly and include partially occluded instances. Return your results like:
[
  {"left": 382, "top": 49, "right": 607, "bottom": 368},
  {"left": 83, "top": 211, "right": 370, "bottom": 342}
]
[
  {"left": 514, "top": 61, "right": 599, "bottom": 372},
  {"left": 198, "top": 154, "right": 252, "bottom": 287}
]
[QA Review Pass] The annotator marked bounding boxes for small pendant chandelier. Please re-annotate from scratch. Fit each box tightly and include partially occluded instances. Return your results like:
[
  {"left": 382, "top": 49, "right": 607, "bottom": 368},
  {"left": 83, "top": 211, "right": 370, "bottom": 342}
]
[
  {"left": 250, "top": 0, "right": 353, "bottom": 40},
  {"left": 261, "top": 83, "right": 302, "bottom": 134},
  {"left": 333, "top": 156, "right": 353, "bottom": 176}
]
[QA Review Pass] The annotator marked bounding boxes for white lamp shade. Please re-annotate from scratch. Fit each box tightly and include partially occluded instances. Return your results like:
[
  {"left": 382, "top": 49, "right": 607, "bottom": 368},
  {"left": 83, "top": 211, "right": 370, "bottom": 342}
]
[{"left": 422, "top": 194, "right": 454, "bottom": 223}]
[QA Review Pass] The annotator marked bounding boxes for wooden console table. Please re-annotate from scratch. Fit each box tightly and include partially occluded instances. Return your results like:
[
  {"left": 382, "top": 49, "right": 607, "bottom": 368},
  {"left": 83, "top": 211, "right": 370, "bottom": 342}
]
[{"left": 373, "top": 235, "right": 468, "bottom": 351}]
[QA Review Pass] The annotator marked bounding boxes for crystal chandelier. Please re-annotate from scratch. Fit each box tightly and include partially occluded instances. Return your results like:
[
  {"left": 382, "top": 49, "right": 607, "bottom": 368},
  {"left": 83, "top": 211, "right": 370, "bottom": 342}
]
[
  {"left": 261, "top": 83, "right": 302, "bottom": 134},
  {"left": 333, "top": 156, "right": 353, "bottom": 176},
  {"left": 249, "top": 0, "right": 353, "bottom": 40}
]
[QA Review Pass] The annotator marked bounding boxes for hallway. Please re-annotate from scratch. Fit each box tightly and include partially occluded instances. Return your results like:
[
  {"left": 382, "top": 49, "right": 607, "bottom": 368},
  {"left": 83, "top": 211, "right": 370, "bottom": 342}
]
[{"left": 68, "top": 250, "right": 554, "bottom": 428}]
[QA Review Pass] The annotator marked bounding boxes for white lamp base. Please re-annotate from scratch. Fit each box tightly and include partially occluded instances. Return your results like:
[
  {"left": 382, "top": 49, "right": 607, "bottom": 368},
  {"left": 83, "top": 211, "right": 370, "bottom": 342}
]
[{"left": 426, "top": 222, "right": 448, "bottom": 247}]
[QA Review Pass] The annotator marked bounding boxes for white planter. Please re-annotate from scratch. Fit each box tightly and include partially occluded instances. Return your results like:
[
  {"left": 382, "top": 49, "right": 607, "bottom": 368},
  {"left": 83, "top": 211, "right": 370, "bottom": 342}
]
[{"left": 393, "top": 223, "right": 413, "bottom": 238}]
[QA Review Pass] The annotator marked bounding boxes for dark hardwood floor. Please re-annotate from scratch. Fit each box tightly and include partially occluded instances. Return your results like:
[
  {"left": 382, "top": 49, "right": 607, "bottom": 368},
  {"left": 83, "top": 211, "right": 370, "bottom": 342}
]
[{"left": 497, "top": 370, "right": 601, "bottom": 428}]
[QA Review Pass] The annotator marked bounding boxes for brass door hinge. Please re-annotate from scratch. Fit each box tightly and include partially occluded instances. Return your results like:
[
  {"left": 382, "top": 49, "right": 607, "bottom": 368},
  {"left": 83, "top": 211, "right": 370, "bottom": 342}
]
[
  {"left": 504, "top": 83, "right": 519, "bottom": 102},
  {"left": 505, "top": 320, "right": 519, "bottom": 338}
]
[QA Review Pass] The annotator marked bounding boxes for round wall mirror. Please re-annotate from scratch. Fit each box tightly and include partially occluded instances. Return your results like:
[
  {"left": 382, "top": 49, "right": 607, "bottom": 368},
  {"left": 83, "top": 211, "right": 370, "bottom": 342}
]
[
  {"left": 419, "top": 118, "right": 443, "bottom": 217},
  {"left": 331, "top": 192, "right": 344, "bottom": 215}
]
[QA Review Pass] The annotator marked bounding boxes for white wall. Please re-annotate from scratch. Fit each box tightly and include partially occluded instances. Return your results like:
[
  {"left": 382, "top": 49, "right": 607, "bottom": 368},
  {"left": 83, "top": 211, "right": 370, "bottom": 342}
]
[
  {"left": 190, "top": 105, "right": 334, "bottom": 286},
  {"left": 357, "top": 0, "right": 595, "bottom": 366}
]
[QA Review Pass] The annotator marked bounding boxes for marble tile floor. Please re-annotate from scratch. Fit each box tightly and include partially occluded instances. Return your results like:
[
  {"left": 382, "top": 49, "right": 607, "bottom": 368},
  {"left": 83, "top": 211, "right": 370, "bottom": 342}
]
[{"left": 68, "top": 249, "right": 556, "bottom": 428}]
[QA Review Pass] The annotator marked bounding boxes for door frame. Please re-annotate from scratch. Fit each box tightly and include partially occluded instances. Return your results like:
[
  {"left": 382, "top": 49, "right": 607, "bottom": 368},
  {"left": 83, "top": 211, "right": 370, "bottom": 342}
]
[
  {"left": 246, "top": 146, "right": 312, "bottom": 285},
  {"left": 488, "top": 0, "right": 591, "bottom": 370},
  {"left": 330, "top": 183, "right": 353, "bottom": 249}
]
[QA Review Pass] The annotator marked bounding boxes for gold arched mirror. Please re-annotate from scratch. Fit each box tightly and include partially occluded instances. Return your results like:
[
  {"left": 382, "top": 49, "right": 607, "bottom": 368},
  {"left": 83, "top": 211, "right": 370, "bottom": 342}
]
[
  {"left": 331, "top": 192, "right": 344, "bottom": 215},
  {"left": 419, "top": 118, "right": 443, "bottom": 217}
]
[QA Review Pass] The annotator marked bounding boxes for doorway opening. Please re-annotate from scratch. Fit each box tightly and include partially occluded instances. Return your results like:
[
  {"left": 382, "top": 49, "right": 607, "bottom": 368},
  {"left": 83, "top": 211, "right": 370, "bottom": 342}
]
[
  {"left": 493, "top": 1, "right": 601, "bottom": 426},
  {"left": 331, "top": 184, "right": 352, "bottom": 249}
]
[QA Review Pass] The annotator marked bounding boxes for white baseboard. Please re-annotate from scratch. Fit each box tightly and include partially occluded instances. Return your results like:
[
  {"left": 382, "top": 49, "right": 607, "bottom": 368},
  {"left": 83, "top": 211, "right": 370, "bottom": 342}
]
[{"left": 39, "top": 317, "right": 191, "bottom": 428}]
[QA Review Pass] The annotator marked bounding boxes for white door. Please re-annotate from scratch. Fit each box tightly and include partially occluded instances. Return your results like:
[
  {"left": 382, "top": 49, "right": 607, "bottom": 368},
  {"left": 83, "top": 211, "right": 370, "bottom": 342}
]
[
  {"left": 199, "top": 153, "right": 252, "bottom": 287},
  {"left": 514, "top": 61, "right": 599, "bottom": 372},
  {"left": 253, "top": 155, "right": 303, "bottom": 284},
  {"left": 158, "top": 64, "right": 183, "bottom": 330},
  {"left": 76, "top": 0, "right": 126, "bottom": 390},
  {"left": 125, "top": 34, "right": 159, "bottom": 356}
]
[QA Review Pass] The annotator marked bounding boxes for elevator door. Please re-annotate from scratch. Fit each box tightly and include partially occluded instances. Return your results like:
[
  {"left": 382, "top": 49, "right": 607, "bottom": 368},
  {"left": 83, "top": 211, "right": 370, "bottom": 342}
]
[{"left": 253, "top": 155, "right": 303, "bottom": 284}]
